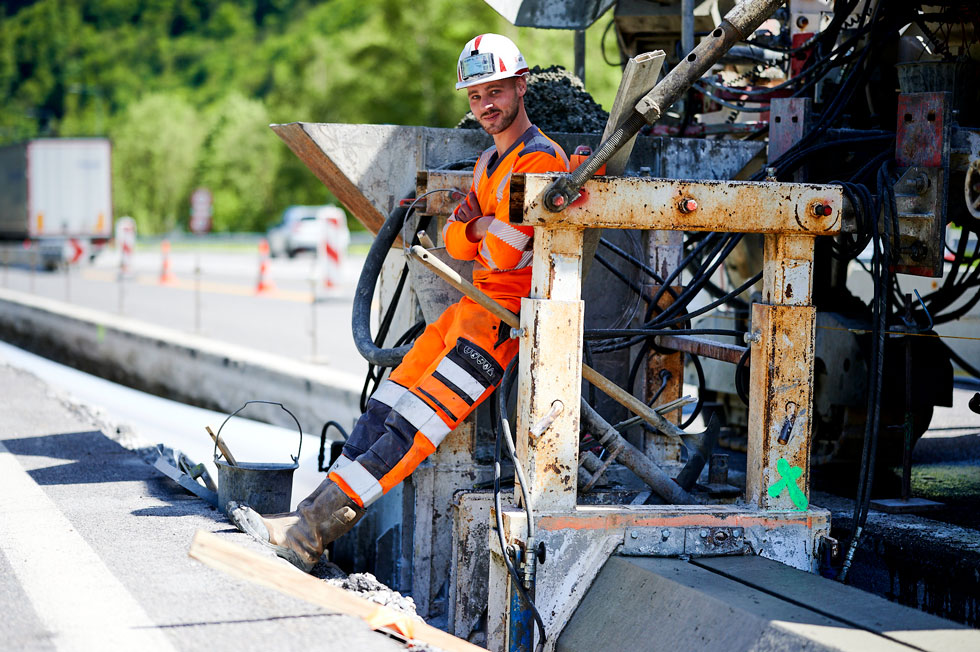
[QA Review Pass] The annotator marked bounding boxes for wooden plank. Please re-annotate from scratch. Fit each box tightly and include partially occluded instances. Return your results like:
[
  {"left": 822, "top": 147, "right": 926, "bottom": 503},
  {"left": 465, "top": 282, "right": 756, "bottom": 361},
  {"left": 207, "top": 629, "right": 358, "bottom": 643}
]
[
  {"left": 187, "top": 530, "right": 487, "bottom": 652},
  {"left": 694, "top": 555, "right": 979, "bottom": 652},
  {"left": 206, "top": 426, "right": 237, "bottom": 466}
]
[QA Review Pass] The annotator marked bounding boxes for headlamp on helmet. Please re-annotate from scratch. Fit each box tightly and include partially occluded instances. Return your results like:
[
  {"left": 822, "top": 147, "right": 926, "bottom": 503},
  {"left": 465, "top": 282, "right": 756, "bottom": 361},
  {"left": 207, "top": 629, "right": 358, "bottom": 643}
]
[
  {"left": 455, "top": 34, "right": 528, "bottom": 91},
  {"left": 459, "top": 52, "right": 496, "bottom": 83}
]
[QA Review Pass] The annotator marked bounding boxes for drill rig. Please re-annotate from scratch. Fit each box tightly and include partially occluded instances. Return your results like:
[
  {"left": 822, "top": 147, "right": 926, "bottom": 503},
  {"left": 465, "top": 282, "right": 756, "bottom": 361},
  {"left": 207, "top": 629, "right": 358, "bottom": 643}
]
[{"left": 273, "top": 0, "right": 979, "bottom": 649}]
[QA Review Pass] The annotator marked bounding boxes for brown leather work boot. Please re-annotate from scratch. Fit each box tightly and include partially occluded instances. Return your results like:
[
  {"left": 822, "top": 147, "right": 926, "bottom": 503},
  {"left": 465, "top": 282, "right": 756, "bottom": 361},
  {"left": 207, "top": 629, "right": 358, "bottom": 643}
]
[{"left": 227, "top": 477, "right": 365, "bottom": 572}]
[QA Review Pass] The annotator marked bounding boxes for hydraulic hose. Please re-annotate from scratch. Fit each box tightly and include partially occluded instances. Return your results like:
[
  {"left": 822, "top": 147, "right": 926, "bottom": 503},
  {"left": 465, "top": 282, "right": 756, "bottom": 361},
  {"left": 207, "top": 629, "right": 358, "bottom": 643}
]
[{"left": 351, "top": 203, "right": 413, "bottom": 367}]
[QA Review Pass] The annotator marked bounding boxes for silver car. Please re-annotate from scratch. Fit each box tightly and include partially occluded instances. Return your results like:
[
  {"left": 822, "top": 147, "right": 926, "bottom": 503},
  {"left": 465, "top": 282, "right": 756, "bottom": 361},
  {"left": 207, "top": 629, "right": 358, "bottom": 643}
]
[{"left": 266, "top": 205, "right": 346, "bottom": 258}]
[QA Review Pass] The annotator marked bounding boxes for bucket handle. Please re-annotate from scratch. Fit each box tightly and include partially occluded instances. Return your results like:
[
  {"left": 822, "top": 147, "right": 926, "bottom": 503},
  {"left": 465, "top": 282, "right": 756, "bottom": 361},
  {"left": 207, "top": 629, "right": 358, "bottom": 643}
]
[{"left": 214, "top": 400, "right": 304, "bottom": 464}]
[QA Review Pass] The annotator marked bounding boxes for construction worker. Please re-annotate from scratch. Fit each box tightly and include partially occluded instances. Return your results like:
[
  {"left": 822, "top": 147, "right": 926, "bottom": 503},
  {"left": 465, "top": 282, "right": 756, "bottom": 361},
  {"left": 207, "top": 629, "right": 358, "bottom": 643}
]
[{"left": 229, "top": 33, "right": 569, "bottom": 572}]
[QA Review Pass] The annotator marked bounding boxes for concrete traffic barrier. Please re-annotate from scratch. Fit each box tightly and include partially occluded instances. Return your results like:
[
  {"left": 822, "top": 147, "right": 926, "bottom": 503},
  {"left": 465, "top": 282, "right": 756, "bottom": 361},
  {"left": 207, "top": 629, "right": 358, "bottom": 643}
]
[{"left": 0, "top": 287, "right": 362, "bottom": 437}]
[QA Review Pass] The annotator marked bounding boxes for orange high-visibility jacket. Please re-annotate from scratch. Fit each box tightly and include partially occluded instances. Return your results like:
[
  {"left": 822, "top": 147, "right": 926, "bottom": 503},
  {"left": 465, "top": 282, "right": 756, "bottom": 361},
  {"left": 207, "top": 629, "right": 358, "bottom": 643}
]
[{"left": 442, "top": 125, "right": 568, "bottom": 297}]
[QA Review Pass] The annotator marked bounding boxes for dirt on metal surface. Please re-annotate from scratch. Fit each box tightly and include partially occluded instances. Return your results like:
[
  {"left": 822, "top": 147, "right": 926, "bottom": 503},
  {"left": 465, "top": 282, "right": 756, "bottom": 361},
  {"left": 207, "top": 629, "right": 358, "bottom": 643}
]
[{"left": 457, "top": 65, "right": 610, "bottom": 134}]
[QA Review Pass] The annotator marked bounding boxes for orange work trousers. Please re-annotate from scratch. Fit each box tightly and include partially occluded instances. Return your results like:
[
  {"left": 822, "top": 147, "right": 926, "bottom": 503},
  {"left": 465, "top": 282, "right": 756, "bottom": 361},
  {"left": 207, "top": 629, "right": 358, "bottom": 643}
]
[{"left": 328, "top": 294, "right": 521, "bottom": 507}]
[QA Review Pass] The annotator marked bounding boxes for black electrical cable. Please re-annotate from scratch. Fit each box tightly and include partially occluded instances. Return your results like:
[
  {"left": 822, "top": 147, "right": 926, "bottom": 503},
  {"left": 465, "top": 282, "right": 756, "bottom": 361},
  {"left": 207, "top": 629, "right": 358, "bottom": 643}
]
[
  {"left": 654, "top": 272, "right": 761, "bottom": 330},
  {"left": 693, "top": 84, "right": 773, "bottom": 113},
  {"left": 586, "top": 327, "right": 746, "bottom": 340},
  {"left": 680, "top": 353, "right": 705, "bottom": 429},
  {"left": 651, "top": 234, "right": 744, "bottom": 326},
  {"left": 593, "top": 252, "right": 652, "bottom": 304},
  {"left": 493, "top": 356, "right": 547, "bottom": 650},
  {"left": 842, "top": 160, "right": 895, "bottom": 582},
  {"left": 646, "top": 233, "right": 722, "bottom": 321},
  {"left": 735, "top": 346, "right": 751, "bottom": 406},
  {"left": 598, "top": 237, "right": 670, "bottom": 287}
]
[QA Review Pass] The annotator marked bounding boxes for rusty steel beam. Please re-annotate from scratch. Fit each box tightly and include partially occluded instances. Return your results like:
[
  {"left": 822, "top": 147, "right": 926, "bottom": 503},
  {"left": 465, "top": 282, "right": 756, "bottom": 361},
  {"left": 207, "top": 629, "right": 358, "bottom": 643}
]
[
  {"left": 655, "top": 334, "right": 747, "bottom": 365},
  {"left": 512, "top": 174, "right": 844, "bottom": 235},
  {"left": 416, "top": 170, "right": 471, "bottom": 216}
]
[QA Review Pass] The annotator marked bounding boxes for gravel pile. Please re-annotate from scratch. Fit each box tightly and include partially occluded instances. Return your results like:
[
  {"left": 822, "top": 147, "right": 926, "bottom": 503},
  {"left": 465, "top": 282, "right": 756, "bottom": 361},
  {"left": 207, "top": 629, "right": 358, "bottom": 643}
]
[
  {"left": 326, "top": 571, "right": 423, "bottom": 620},
  {"left": 457, "top": 65, "right": 609, "bottom": 134}
]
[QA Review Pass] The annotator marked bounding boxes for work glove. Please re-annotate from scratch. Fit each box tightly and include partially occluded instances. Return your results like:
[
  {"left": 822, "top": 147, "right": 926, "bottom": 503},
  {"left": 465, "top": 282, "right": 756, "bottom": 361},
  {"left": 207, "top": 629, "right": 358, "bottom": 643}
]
[{"left": 454, "top": 190, "right": 482, "bottom": 223}]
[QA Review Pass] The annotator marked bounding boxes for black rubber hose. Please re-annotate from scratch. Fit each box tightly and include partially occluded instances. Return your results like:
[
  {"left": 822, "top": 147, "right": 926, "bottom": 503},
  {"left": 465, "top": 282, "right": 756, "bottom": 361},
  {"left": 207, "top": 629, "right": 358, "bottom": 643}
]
[{"left": 351, "top": 203, "right": 413, "bottom": 367}]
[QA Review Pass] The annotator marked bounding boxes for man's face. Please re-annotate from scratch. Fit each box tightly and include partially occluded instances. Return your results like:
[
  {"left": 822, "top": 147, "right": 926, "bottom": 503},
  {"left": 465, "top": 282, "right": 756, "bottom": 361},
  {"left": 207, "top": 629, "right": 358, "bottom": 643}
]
[{"left": 467, "top": 77, "right": 525, "bottom": 135}]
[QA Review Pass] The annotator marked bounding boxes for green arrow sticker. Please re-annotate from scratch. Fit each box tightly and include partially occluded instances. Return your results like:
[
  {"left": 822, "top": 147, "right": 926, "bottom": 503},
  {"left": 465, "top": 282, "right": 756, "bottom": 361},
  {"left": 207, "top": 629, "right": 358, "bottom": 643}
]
[{"left": 767, "top": 458, "right": 808, "bottom": 510}]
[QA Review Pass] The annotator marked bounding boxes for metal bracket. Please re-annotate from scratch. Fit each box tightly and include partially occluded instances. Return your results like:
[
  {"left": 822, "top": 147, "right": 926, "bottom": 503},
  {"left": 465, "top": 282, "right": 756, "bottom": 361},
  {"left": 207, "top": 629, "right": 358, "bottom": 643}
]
[
  {"left": 893, "top": 92, "right": 951, "bottom": 277},
  {"left": 622, "top": 526, "right": 747, "bottom": 557}
]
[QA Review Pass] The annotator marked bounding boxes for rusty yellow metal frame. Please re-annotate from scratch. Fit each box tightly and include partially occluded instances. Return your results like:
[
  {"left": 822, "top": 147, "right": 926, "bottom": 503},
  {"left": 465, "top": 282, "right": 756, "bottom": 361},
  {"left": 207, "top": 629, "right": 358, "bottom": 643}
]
[{"left": 512, "top": 173, "right": 844, "bottom": 235}]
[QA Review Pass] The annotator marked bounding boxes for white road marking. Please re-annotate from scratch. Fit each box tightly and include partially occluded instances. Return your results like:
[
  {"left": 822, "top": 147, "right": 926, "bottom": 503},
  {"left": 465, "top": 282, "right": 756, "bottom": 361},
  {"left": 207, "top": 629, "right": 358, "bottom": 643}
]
[{"left": 0, "top": 440, "right": 178, "bottom": 652}]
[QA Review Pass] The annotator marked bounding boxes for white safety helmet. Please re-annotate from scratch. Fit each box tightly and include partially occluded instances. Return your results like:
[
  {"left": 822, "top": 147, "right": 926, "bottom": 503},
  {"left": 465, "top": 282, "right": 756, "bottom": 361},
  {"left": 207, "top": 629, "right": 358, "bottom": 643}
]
[{"left": 456, "top": 33, "right": 529, "bottom": 90}]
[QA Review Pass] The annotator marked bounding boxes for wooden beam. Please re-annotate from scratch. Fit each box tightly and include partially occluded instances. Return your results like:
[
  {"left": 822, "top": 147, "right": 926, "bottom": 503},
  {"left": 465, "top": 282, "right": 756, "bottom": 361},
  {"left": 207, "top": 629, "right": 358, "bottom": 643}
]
[{"left": 188, "top": 530, "right": 486, "bottom": 652}]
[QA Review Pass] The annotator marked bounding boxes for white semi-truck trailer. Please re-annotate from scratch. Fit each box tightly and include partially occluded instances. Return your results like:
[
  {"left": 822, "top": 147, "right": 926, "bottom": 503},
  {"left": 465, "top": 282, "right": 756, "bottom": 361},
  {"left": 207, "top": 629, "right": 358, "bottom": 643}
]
[{"left": 0, "top": 138, "right": 113, "bottom": 269}]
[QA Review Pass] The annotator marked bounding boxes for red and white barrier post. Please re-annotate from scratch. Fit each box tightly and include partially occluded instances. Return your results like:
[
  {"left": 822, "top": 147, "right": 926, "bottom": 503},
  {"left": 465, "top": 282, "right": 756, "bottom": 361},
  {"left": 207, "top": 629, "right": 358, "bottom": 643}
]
[
  {"left": 115, "top": 216, "right": 136, "bottom": 276},
  {"left": 315, "top": 207, "right": 348, "bottom": 291}
]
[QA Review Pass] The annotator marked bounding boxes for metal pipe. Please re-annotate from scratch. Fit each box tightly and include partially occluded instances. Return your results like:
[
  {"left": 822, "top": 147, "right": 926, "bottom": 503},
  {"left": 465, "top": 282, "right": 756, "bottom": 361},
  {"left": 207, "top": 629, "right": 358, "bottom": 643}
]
[
  {"left": 574, "top": 30, "right": 586, "bottom": 85},
  {"left": 580, "top": 399, "right": 697, "bottom": 504},
  {"left": 655, "top": 333, "right": 747, "bottom": 364},
  {"left": 542, "top": 0, "right": 788, "bottom": 212},
  {"left": 681, "top": 0, "right": 695, "bottom": 56}
]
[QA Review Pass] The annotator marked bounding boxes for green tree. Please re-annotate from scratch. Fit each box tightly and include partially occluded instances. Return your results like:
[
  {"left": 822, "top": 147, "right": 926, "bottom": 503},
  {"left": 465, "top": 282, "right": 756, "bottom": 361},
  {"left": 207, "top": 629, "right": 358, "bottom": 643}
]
[
  {"left": 111, "top": 92, "right": 205, "bottom": 233},
  {"left": 196, "top": 92, "right": 281, "bottom": 232}
]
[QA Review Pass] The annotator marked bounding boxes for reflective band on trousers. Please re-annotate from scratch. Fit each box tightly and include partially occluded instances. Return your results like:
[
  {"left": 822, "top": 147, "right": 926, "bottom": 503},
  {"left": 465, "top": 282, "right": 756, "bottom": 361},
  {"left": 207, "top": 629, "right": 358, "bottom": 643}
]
[
  {"left": 370, "top": 379, "right": 408, "bottom": 408},
  {"left": 327, "top": 454, "right": 354, "bottom": 475},
  {"left": 392, "top": 391, "right": 452, "bottom": 446},
  {"left": 435, "top": 357, "right": 486, "bottom": 402},
  {"left": 331, "top": 460, "right": 384, "bottom": 507}
]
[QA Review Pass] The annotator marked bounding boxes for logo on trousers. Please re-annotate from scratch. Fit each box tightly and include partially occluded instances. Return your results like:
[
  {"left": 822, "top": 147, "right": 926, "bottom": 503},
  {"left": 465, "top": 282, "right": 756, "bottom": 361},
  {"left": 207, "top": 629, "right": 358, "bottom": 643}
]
[{"left": 463, "top": 345, "right": 494, "bottom": 378}]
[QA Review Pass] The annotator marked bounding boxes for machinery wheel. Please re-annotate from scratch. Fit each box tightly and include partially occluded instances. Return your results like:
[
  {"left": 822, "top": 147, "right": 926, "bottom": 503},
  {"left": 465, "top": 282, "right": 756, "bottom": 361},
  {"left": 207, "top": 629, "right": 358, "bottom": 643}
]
[{"left": 966, "top": 158, "right": 980, "bottom": 219}]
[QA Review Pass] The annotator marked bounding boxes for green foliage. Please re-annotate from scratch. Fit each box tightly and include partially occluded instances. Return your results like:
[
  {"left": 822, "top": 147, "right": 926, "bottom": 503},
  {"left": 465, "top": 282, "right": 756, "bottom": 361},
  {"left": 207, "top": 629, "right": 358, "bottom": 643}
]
[
  {"left": 110, "top": 93, "right": 206, "bottom": 234},
  {"left": 2, "top": 0, "right": 626, "bottom": 234},
  {"left": 196, "top": 92, "right": 281, "bottom": 232}
]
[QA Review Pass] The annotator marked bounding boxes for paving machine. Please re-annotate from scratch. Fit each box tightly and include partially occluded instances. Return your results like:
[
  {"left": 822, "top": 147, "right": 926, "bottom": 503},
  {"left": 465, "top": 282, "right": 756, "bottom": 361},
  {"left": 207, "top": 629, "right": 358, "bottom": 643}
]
[{"left": 273, "top": 0, "right": 980, "bottom": 649}]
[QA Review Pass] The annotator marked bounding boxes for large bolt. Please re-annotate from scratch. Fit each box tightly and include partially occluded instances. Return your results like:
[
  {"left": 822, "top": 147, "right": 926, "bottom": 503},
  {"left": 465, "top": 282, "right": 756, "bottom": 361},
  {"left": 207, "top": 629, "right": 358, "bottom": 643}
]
[
  {"left": 813, "top": 203, "right": 833, "bottom": 217},
  {"left": 700, "top": 529, "right": 709, "bottom": 538},
  {"left": 678, "top": 198, "right": 698, "bottom": 213}
]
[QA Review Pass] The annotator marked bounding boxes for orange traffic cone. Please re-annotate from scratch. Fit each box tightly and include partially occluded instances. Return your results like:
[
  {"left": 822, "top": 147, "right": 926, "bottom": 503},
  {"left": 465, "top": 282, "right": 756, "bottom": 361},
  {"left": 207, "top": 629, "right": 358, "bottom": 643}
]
[
  {"left": 256, "top": 239, "right": 275, "bottom": 293},
  {"left": 159, "top": 240, "right": 177, "bottom": 284}
]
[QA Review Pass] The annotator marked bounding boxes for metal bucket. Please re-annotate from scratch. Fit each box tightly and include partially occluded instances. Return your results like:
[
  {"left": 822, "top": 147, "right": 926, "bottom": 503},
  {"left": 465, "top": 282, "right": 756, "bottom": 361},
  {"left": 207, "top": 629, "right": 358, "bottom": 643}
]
[
  {"left": 406, "top": 246, "right": 472, "bottom": 322},
  {"left": 213, "top": 401, "right": 304, "bottom": 515}
]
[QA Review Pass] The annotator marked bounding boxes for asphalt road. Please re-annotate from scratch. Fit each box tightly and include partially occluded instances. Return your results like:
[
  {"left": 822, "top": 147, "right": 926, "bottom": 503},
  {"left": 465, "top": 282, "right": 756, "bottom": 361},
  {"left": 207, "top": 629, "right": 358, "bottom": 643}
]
[
  {"left": 0, "top": 358, "right": 408, "bottom": 652},
  {"left": 0, "top": 245, "right": 372, "bottom": 378}
]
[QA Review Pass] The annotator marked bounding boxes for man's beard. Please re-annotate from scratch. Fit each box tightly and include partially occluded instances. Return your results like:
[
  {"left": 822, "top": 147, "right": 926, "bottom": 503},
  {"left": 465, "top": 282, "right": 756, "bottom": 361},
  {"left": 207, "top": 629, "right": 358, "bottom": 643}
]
[{"left": 479, "top": 101, "right": 518, "bottom": 135}]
